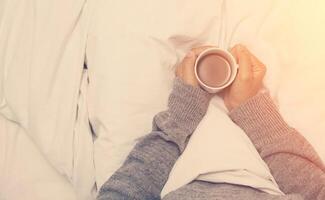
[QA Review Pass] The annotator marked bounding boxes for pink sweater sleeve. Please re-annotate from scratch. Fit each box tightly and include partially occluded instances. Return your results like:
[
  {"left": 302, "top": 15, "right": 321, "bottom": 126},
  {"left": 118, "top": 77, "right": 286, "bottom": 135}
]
[{"left": 229, "top": 92, "right": 325, "bottom": 199}]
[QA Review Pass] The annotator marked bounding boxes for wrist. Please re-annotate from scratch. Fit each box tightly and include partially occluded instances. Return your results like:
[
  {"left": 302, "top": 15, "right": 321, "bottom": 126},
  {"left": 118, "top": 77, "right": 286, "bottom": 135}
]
[
  {"left": 169, "top": 78, "right": 211, "bottom": 121},
  {"left": 164, "top": 78, "right": 211, "bottom": 133},
  {"left": 226, "top": 88, "right": 268, "bottom": 112},
  {"left": 225, "top": 96, "right": 252, "bottom": 112},
  {"left": 153, "top": 78, "right": 211, "bottom": 151},
  {"left": 229, "top": 92, "right": 292, "bottom": 150}
]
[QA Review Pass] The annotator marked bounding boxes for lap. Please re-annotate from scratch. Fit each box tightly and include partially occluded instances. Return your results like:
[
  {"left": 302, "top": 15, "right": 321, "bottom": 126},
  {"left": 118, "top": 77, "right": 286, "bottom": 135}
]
[{"left": 163, "top": 181, "right": 301, "bottom": 200}]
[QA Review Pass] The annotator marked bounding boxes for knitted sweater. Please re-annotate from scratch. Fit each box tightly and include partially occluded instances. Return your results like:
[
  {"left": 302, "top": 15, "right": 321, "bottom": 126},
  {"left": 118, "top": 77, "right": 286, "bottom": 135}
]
[{"left": 97, "top": 78, "right": 325, "bottom": 200}]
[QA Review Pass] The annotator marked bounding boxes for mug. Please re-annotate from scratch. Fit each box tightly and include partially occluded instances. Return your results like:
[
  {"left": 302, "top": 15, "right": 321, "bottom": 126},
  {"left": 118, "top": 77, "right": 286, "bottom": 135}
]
[{"left": 194, "top": 47, "right": 238, "bottom": 93}]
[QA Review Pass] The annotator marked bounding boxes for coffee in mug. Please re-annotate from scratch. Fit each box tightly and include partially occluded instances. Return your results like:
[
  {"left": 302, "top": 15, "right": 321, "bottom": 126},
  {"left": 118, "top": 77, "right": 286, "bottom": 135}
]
[
  {"left": 194, "top": 48, "right": 238, "bottom": 93},
  {"left": 196, "top": 54, "right": 231, "bottom": 88}
]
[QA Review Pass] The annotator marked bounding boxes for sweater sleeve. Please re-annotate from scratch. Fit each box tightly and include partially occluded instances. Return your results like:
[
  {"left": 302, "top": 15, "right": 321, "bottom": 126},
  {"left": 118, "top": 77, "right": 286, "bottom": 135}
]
[
  {"left": 97, "top": 78, "right": 210, "bottom": 200},
  {"left": 229, "top": 92, "right": 325, "bottom": 200}
]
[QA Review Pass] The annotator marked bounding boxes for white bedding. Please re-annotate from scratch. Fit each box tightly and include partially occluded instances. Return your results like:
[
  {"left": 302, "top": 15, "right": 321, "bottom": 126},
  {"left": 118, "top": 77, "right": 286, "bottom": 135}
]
[
  {"left": 259, "top": 0, "right": 325, "bottom": 162},
  {"left": 0, "top": 0, "right": 96, "bottom": 198},
  {"left": 0, "top": 115, "right": 76, "bottom": 200},
  {"left": 1, "top": 0, "right": 324, "bottom": 199}
]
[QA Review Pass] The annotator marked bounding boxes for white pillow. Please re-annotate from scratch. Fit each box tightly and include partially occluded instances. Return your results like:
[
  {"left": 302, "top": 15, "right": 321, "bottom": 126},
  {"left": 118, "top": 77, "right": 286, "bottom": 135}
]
[{"left": 161, "top": 97, "right": 283, "bottom": 196}]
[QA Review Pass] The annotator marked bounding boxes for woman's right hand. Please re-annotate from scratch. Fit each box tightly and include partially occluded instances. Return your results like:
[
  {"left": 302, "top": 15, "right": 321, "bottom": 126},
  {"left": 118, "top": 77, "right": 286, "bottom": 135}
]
[
  {"left": 176, "top": 46, "right": 214, "bottom": 88},
  {"left": 222, "top": 44, "right": 267, "bottom": 111}
]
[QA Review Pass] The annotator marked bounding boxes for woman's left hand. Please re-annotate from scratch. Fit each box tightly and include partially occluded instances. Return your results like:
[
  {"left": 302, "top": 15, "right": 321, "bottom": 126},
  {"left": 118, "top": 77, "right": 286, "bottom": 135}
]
[{"left": 222, "top": 44, "right": 267, "bottom": 111}]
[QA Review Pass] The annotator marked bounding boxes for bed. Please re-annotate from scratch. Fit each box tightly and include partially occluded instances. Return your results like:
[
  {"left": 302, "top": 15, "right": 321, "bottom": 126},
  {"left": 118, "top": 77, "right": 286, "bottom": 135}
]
[{"left": 0, "top": 0, "right": 324, "bottom": 199}]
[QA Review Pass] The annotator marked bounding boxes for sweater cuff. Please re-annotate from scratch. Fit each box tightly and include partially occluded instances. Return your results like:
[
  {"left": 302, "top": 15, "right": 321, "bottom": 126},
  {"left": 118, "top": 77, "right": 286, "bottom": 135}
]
[
  {"left": 229, "top": 92, "right": 294, "bottom": 151},
  {"left": 153, "top": 78, "right": 211, "bottom": 152}
]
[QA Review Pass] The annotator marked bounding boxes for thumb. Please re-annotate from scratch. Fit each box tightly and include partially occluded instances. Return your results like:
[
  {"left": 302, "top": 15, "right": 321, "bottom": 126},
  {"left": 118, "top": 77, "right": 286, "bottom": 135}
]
[{"left": 181, "top": 51, "right": 198, "bottom": 86}]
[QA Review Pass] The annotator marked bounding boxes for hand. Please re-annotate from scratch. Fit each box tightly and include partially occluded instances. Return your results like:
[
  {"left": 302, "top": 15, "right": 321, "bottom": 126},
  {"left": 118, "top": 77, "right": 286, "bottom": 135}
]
[
  {"left": 223, "top": 44, "right": 267, "bottom": 111},
  {"left": 176, "top": 46, "right": 213, "bottom": 87}
]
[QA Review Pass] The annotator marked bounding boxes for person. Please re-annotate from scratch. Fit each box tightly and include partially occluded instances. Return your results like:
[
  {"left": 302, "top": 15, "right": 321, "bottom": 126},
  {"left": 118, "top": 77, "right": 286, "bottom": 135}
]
[{"left": 96, "top": 45, "right": 325, "bottom": 200}]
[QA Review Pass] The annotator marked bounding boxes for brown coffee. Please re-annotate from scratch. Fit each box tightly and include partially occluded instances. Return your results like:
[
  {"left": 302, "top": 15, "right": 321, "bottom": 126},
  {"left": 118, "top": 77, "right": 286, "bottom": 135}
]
[{"left": 197, "top": 54, "right": 231, "bottom": 87}]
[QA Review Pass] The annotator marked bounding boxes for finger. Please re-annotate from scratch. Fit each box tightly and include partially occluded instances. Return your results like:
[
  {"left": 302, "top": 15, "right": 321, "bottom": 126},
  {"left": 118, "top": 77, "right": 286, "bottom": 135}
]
[
  {"left": 177, "top": 62, "right": 184, "bottom": 79},
  {"left": 190, "top": 45, "right": 215, "bottom": 56},
  {"left": 250, "top": 53, "right": 264, "bottom": 67},
  {"left": 178, "top": 46, "right": 217, "bottom": 85},
  {"left": 250, "top": 54, "right": 266, "bottom": 72},
  {"left": 236, "top": 46, "right": 266, "bottom": 71},
  {"left": 235, "top": 45, "right": 253, "bottom": 81},
  {"left": 230, "top": 44, "right": 248, "bottom": 62},
  {"left": 181, "top": 51, "right": 198, "bottom": 85},
  {"left": 175, "top": 62, "right": 182, "bottom": 77},
  {"left": 249, "top": 53, "right": 267, "bottom": 82},
  {"left": 181, "top": 46, "right": 213, "bottom": 74},
  {"left": 177, "top": 46, "right": 213, "bottom": 77}
]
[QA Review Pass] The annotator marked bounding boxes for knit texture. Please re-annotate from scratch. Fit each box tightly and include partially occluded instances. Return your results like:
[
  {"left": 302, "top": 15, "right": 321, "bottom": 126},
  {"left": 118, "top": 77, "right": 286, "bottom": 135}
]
[
  {"left": 230, "top": 92, "right": 325, "bottom": 200},
  {"left": 97, "top": 78, "right": 211, "bottom": 200},
  {"left": 97, "top": 80, "right": 325, "bottom": 200},
  {"left": 154, "top": 78, "right": 211, "bottom": 152}
]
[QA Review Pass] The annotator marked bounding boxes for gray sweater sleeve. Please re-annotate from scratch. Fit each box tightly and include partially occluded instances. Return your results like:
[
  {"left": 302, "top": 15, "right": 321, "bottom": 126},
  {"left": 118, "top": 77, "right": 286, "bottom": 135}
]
[
  {"left": 97, "top": 78, "right": 210, "bottom": 200},
  {"left": 229, "top": 92, "right": 325, "bottom": 199}
]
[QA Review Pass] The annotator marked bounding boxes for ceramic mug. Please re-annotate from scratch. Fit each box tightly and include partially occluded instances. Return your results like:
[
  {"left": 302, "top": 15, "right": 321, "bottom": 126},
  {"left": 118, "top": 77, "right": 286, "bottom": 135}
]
[{"left": 194, "top": 47, "right": 238, "bottom": 93}]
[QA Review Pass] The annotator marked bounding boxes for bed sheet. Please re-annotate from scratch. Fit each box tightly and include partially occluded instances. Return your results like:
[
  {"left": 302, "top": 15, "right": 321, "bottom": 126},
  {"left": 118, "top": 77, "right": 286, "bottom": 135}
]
[
  {"left": 257, "top": 0, "right": 325, "bottom": 161},
  {"left": 1, "top": 0, "right": 324, "bottom": 199},
  {"left": 0, "top": 71, "right": 95, "bottom": 200},
  {"left": 0, "top": 114, "right": 76, "bottom": 200},
  {"left": 0, "top": 0, "right": 96, "bottom": 199}
]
